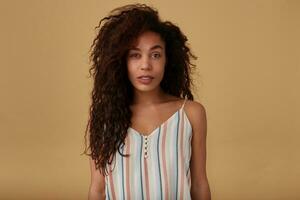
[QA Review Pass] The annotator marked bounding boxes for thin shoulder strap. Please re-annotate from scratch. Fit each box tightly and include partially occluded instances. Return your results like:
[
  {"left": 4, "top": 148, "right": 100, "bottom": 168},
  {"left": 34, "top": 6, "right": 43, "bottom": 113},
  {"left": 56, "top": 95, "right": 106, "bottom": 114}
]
[{"left": 180, "top": 98, "right": 187, "bottom": 110}]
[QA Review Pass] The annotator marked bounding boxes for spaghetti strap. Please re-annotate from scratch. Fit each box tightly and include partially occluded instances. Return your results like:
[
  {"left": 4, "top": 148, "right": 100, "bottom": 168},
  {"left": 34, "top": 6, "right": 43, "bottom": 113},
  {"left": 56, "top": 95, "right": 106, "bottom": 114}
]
[{"left": 180, "top": 98, "right": 187, "bottom": 110}]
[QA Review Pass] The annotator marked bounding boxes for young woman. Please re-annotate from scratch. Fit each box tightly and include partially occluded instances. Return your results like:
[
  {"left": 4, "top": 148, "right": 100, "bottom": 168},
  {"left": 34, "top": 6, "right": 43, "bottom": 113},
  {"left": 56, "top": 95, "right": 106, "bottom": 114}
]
[{"left": 84, "top": 3, "right": 211, "bottom": 200}]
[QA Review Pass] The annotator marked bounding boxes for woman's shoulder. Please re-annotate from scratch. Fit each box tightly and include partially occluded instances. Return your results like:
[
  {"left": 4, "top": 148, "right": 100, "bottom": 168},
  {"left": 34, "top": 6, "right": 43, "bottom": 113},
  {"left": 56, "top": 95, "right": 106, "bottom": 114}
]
[
  {"left": 183, "top": 99, "right": 207, "bottom": 130},
  {"left": 167, "top": 95, "right": 206, "bottom": 115},
  {"left": 184, "top": 99, "right": 206, "bottom": 111}
]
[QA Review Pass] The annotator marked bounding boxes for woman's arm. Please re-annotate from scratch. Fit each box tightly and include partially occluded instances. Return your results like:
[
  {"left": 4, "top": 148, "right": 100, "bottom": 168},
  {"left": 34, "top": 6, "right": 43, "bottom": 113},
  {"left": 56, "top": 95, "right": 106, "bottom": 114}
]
[
  {"left": 189, "top": 101, "right": 211, "bottom": 200},
  {"left": 88, "top": 157, "right": 106, "bottom": 200}
]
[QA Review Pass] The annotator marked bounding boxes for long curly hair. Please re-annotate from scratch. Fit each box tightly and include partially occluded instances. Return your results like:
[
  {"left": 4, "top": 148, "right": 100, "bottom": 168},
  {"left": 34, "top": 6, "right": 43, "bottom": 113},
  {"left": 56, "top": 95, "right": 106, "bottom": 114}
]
[{"left": 83, "top": 3, "right": 197, "bottom": 176}]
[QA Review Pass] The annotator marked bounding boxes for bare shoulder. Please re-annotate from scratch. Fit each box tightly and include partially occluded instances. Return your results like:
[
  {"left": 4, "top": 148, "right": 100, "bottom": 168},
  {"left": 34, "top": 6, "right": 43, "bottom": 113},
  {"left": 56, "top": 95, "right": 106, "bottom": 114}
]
[{"left": 183, "top": 99, "right": 207, "bottom": 132}]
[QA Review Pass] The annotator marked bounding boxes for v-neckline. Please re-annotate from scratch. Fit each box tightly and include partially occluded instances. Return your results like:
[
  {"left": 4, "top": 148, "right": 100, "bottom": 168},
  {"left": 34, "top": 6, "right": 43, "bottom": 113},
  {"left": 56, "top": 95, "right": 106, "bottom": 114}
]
[{"left": 129, "top": 106, "right": 183, "bottom": 138}]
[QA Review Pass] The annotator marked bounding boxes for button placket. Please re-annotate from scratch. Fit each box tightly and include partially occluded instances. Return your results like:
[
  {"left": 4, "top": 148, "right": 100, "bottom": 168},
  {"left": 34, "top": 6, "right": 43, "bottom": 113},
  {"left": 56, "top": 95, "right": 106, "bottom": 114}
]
[{"left": 144, "top": 135, "right": 149, "bottom": 159}]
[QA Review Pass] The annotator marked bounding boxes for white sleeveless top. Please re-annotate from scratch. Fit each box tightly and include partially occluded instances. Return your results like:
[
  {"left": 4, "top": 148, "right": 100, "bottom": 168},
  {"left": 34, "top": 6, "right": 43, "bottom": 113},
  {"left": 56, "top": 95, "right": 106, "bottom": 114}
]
[{"left": 105, "top": 98, "right": 192, "bottom": 199}]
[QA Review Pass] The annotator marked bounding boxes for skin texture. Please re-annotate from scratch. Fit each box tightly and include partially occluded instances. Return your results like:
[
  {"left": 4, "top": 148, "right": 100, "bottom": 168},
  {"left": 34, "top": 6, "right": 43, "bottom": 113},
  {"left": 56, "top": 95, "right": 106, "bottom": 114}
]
[
  {"left": 88, "top": 157, "right": 105, "bottom": 200},
  {"left": 88, "top": 30, "right": 211, "bottom": 199},
  {"left": 126, "top": 31, "right": 167, "bottom": 106},
  {"left": 186, "top": 100, "right": 211, "bottom": 200}
]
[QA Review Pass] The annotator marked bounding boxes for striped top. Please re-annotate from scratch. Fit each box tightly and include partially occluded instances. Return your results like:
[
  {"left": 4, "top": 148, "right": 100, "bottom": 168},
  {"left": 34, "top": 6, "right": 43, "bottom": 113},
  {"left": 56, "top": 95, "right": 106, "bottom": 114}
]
[{"left": 105, "top": 98, "right": 192, "bottom": 200}]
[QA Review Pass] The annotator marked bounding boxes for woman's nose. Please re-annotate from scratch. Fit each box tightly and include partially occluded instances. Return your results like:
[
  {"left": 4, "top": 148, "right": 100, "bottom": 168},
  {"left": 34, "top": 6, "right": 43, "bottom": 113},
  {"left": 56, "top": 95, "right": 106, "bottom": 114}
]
[{"left": 140, "top": 56, "right": 151, "bottom": 70}]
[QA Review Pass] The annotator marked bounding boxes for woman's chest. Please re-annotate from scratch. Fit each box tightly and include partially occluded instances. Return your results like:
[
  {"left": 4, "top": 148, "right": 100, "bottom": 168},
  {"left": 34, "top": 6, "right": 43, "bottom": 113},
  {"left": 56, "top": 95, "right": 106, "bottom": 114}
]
[{"left": 108, "top": 111, "right": 192, "bottom": 174}]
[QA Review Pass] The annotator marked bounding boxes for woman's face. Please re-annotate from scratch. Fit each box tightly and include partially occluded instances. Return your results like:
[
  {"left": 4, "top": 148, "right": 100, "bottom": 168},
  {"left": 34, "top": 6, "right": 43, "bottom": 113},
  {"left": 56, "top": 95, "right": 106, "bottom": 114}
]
[{"left": 126, "top": 31, "right": 166, "bottom": 93}]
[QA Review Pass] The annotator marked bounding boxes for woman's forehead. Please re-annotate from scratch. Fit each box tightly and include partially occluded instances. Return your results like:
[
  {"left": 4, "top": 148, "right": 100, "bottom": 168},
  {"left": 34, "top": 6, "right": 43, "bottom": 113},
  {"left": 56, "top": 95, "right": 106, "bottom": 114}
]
[{"left": 129, "top": 31, "right": 165, "bottom": 50}]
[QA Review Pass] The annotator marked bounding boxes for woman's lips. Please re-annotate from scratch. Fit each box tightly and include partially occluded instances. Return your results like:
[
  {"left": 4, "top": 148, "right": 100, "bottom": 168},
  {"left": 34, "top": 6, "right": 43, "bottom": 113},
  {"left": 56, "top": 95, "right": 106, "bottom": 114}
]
[{"left": 137, "top": 76, "right": 153, "bottom": 84}]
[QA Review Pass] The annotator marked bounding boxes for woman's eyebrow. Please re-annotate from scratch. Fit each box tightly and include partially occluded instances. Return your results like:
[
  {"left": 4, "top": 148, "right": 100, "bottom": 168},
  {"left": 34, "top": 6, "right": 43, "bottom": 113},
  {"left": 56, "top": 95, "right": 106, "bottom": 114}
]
[
  {"left": 150, "top": 45, "right": 163, "bottom": 50},
  {"left": 129, "top": 45, "right": 163, "bottom": 51}
]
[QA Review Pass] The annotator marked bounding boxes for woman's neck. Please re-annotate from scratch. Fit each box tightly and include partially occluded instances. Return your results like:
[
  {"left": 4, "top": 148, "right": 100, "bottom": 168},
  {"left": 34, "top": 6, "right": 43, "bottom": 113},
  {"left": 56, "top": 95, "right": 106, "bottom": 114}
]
[{"left": 132, "top": 87, "right": 168, "bottom": 105}]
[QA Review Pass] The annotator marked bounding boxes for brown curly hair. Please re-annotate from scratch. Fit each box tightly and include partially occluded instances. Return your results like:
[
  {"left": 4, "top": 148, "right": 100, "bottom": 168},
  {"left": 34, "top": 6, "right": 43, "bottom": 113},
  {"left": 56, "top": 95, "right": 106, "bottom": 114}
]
[{"left": 83, "top": 3, "right": 197, "bottom": 176}]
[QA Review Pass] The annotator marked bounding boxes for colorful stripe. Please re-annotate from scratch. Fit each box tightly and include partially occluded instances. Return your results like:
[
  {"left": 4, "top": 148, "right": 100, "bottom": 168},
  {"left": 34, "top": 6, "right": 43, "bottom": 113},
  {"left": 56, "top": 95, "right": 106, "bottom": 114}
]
[
  {"left": 175, "top": 111, "right": 179, "bottom": 200},
  {"left": 125, "top": 136, "right": 131, "bottom": 200},
  {"left": 140, "top": 135, "right": 144, "bottom": 200},
  {"left": 179, "top": 106, "right": 185, "bottom": 199},
  {"left": 121, "top": 144, "right": 125, "bottom": 199},
  {"left": 157, "top": 127, "right": 162, "bottom": 199},
  {"left": 144, "top": 156, "right": 150, "bottom": 199},
  {"left": 161, "top": 123, "right": 169, "bottom": 199}
]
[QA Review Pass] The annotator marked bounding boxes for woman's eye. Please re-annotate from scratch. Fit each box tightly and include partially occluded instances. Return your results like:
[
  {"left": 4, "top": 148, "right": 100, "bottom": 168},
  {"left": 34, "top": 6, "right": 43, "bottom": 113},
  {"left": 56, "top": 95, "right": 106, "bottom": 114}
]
[
  {"left": 129, "top": 53, "right": 140, "bottom": 58},
  {"left": 152, "top": 53, "right": 161, "bottom": 58}
]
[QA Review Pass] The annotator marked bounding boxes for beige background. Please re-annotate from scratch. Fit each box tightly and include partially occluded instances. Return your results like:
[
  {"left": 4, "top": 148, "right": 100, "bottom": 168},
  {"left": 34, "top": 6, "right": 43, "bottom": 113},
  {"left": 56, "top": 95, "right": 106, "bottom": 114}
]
[{"left": 1, "top": 0, "right": 299, "bottom": 199}]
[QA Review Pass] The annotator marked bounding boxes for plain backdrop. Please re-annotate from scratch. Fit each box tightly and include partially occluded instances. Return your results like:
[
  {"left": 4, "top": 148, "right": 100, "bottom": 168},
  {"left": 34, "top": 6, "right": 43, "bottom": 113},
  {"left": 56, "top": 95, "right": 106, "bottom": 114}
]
[{"left": 1, "top": 0, "right": 299, "bottom": 199}]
